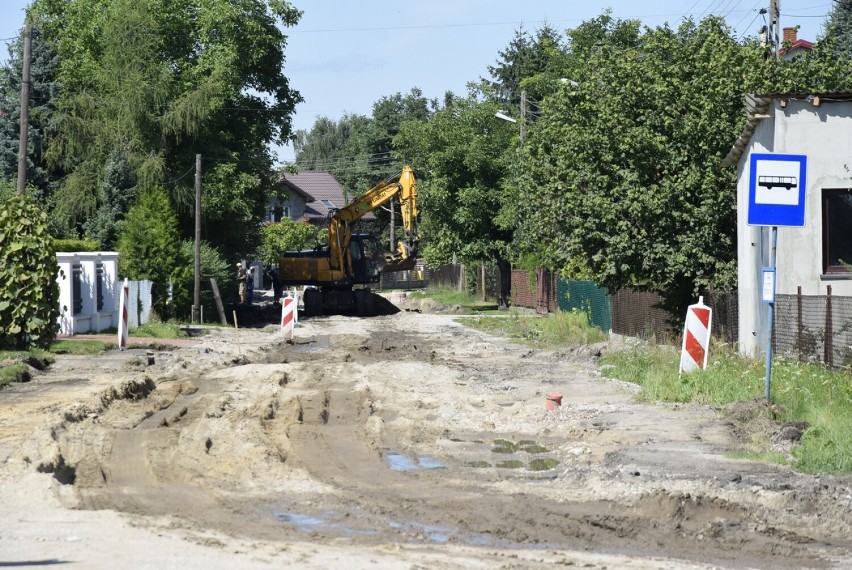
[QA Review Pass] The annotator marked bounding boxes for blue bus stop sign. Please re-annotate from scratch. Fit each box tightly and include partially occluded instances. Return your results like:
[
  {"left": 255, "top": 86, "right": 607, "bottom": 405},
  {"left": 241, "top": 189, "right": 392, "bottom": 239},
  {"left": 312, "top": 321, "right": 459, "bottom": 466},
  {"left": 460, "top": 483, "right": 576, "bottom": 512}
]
[{"left": 748, "top": 153, "right": 807, "bottom": 227}]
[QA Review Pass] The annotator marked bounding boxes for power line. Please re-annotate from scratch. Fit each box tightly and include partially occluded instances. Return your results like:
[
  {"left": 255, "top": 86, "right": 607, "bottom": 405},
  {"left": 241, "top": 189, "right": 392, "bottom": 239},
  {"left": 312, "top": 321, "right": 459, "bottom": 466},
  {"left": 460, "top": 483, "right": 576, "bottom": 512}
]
[
  {"left": 286, "top": 152, "right": 402, "bottom": 169},
  {"left": 721, "top": 0, "right": 745, "bottom": 18},
  {"left": 698, "top": 0, "right": 727, "bottom": 19},
  {"left": 162, "top": 163, "right": 196, "bottom": 185},
  {"left": 783, "top": 3, "right": 833, "bottom": 12},
  {"left": 732, "top": 0, "right": 764, "bottom": 35},
  {"left": 221, "top": 106, "right": 290, "bottom": 112},
  {"left": 681, "top": 0, "right": 706, "bottom": 21},
  {"left": 290, "top": 151, "right": 396, "bottom": 165},
  {"left": 288, "top": 7, "right": 778, "bottom": 35},
  {"left": 291, "top": 156, "right": 400, "bottom": 171},
  {"left": 738, "top": 10, "right": 765, "bottom": 38}
]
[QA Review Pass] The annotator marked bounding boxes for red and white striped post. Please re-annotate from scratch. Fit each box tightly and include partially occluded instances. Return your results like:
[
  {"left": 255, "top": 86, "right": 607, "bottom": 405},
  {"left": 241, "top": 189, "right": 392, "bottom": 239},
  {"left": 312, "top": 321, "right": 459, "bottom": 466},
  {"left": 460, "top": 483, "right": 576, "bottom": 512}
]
[
  {"left": 679, "top": 296, "right": 712, "bottom": 375},
  {"left": 290, "top": 289, "right": 299, "bottom": 325},
  {"left": 117, "top": 278, "right": 129, "bottom": 350},
  {"left": 279, "top": 295, "right": 296, "bottom": 339}
]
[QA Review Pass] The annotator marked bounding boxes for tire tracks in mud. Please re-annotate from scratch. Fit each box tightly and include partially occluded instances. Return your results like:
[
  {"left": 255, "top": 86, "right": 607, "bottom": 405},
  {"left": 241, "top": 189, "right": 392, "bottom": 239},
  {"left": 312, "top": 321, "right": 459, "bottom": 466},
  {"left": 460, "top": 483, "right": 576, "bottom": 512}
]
[
  {"left": 266, "top": 327, "right": 846, "bottom": 569},
  {"left": 65, "top": 376, "right": 221, "bottom": 519},
  {"left": 31, "top": 316, "right": 852, "bottom": 568}
]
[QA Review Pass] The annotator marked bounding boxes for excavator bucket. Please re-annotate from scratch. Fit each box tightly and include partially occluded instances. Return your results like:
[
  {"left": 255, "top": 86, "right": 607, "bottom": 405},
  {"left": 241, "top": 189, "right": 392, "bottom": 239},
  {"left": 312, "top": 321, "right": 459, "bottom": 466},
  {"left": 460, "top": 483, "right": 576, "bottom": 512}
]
[{"left": 381, "top": 257, "right": 417, "bottom": 273}]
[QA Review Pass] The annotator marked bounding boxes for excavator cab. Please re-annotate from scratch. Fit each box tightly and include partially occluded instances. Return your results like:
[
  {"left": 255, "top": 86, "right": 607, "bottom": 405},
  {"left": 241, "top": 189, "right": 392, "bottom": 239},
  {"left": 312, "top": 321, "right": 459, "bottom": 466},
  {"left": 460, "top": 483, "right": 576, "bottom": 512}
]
[{"left": 348, "top": 233, "right": 383, "bottom": 284}]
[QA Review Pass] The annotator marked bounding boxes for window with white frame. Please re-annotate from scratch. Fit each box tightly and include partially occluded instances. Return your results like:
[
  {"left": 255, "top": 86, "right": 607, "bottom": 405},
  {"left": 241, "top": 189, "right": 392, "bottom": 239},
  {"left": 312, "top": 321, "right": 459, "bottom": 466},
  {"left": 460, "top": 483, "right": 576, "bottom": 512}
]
[{"left": 822, "top": 188, "right": 852, "bottom": 274}]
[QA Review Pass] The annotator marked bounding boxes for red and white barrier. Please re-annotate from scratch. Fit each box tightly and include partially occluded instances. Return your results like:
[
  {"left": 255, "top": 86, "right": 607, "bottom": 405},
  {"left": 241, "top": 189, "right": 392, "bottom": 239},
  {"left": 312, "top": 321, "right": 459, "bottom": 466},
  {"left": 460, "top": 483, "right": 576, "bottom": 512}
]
[
  {"left": 118, "top": 278, "right": 129, "bottom": 350},
  {"left": 679, "top": 296, "right": 712, "bottom": 374},
  {"left": 279, "top": 295, "right": 296, "bottom": 339}
]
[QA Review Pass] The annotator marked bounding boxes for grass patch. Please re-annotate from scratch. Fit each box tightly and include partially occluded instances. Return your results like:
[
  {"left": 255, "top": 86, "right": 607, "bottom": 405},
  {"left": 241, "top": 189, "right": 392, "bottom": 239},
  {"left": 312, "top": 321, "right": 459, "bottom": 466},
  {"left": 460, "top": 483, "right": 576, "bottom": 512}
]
[
  {"left": 0, "top": 347, "right": 53, "bottom": 387},
  {"left": 132, "top": 321, "right": 185, "bottom": 339},
  {"left": 409, "top": 286, "right": 497, "bottom": 312},
  {"left": 50, "top": 340, "right": 112, "bottom": 355},
  {"left": 460, "top": 309, "right": 607, "bottom": 347},
  {"left": 0, "top": 363, "right": 31, "bottom": 387},
  {"left": 601, "top": 343, "right": 852, "bottom": 474}
]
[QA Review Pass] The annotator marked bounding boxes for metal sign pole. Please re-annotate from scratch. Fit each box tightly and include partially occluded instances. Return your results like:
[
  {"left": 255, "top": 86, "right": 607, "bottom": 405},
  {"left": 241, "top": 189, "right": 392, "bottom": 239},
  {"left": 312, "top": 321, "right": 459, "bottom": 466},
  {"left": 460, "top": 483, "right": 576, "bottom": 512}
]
[
  {"left": 764, "top": 226, "right": 778, "bottom": 401},
  {"left": 748, "top": 152, "right": 806, "bottom": 402}
]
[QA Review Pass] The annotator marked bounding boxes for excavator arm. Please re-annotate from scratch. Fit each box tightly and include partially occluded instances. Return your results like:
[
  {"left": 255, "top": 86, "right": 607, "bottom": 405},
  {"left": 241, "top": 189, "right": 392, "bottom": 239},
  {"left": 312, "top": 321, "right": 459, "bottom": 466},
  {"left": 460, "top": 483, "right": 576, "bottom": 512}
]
[{"left": 327, "top": 165, "right": 418, "bottom": 274}]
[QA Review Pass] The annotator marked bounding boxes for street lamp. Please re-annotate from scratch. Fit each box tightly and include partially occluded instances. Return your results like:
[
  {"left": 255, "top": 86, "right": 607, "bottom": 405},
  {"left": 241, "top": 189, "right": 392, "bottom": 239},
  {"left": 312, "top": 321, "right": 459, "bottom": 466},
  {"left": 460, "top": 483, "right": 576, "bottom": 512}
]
[
  {"left": 495, "top": 90, "right": 527, "bottom": 145},
  {"left": 494, "top": 110, "right": 517, "bottom": 124}
]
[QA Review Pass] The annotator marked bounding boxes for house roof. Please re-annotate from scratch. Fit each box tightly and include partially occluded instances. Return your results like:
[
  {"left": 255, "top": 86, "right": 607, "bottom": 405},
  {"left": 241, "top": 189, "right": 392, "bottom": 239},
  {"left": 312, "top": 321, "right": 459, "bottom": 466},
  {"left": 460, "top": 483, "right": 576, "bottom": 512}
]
[
  {"left": 722, "top": 94, "right": 773, "bottom": 167},
  {"left": 281, "top": 170, "right": 374, "bottom": 221},
  {"left": 279, "top": 175, "right": 315, "bottom": 203},
  {"left": 723, "top": 92, "right": 852, "bottom": 167},
  {"left": 780, "top": 39, "right": 815, "bottom": 56}
]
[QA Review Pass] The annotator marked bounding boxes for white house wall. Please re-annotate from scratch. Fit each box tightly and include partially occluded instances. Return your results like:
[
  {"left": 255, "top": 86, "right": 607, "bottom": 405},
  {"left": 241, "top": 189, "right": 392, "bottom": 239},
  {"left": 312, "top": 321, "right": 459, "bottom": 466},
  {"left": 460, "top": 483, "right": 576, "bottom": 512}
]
[
  {"left": 55, "top": 252, "right": 119, "bottom": 335},
  {"left": 737, "top": 111, "right": 775, "bottom": 356},
  {"left": 268, "top": 196, "right": 307, "bottom": 222},
  {"left": 737, "top": 98, "right": 852, "bottom": 357}
]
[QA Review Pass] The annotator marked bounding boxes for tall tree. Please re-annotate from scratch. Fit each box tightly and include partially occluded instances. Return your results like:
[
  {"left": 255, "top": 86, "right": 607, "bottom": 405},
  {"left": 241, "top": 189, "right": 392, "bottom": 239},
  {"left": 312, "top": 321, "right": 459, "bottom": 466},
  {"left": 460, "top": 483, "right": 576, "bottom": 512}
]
[
  {"left": 394, "top": 88, "right": 515, "bottom": 305},
  {"left": 824, "top": 0, "right": 852, "bottom": 57},
  {"left": 0, "top": 24, "right": 61, "bottom": 205},
  {"left": 115, "top": 185, "right": 181, "bottom": 314},
  {"left": 293, "top": 113, "right": 371, "bottom": 189},
  {"left": 32, "top": 0, "right": 303, "bottom": 259},
  {"left": 512, "top": 16, "right": 766, "bottom": 313},
  {"left": 368, "top": 88, "right": 433, "bottom": 169},
  {"left": 486, "top": 24, "right": 565, "bottom": 107},
  {"left": 293, "top": 88, "right": 434, "bottom": 199}
]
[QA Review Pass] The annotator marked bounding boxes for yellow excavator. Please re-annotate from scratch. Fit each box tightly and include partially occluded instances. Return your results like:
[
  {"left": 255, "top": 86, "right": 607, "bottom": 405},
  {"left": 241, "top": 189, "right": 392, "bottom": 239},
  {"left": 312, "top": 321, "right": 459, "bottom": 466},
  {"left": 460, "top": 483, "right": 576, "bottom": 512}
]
[{"left": 279, "top": 166, "right": 418, "bottom": 316}]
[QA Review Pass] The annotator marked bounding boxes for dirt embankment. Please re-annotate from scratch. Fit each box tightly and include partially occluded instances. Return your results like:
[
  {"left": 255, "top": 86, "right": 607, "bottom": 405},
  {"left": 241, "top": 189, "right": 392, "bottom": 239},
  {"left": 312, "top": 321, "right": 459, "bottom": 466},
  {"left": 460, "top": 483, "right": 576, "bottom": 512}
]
[{"left": 1, "top": 309, "right": 850, "bottom": 569}]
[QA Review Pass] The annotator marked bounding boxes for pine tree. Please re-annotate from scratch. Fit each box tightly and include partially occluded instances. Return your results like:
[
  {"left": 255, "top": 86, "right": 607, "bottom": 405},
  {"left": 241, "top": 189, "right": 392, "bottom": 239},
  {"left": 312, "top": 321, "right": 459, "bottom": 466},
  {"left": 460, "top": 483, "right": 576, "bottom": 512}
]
[
  {"left": 824, "top": 0, "right": 852, "bottom": 57},
  {"left": 486, "top": 25, "right": 565, "bottom": 107},
  {"left": 0, "top": 25, "right": 60, "bottom": 203},
  {"left": 116, "top": 186, "right": 181, "bottom": 315}
]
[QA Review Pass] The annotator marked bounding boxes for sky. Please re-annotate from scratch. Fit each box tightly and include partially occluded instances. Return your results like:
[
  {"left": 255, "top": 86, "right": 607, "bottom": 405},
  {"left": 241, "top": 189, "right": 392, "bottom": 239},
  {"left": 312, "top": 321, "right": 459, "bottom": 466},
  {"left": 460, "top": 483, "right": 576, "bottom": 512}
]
[{"left": 0, "top": 1, "right": 836, "bottom": 164}]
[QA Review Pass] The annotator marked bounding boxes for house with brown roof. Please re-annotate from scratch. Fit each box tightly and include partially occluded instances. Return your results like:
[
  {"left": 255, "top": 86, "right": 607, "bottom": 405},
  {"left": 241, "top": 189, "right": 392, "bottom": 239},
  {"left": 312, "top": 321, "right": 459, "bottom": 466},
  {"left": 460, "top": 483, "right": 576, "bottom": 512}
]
[
  {"left": 780, "top": 27, "right": 814, "bottom": 62},
  {"left": 267, "top": 173, "right": 315, "bottom": 223},
  {"left": 274, "top": 170, "right": 374, "bottom": 225}
]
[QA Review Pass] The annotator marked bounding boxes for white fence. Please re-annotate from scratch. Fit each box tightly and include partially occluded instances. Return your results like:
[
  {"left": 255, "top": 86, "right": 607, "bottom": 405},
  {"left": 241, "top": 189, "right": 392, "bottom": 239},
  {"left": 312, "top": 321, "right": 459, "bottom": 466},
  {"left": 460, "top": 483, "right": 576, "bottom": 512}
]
[{"left": 125, "top": 280, "right": 153, "bottom": 330}]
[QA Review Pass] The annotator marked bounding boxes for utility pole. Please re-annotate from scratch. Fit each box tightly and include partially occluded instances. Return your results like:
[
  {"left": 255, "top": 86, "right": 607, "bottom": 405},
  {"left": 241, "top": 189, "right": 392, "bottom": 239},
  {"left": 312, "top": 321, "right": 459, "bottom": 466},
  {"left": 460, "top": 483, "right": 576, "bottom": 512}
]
[
  {"left": 193, "top": 154, "right": 202, "bottom": 324},
  {"left": 16, "top": 23, "right": 32, "bottom": 195},
  {"left": 770, "top": 0, "right": 781, "bottom": 60},
  {"left": 519, "top": 89, "right": 527, "bottom": 147}
]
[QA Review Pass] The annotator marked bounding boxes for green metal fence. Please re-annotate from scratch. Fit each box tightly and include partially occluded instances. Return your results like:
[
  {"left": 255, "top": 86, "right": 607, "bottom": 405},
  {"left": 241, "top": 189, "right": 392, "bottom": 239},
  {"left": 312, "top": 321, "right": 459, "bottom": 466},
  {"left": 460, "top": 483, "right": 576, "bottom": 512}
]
[{"left": 555, "top": 278, "right": 612, "bottom": 332}]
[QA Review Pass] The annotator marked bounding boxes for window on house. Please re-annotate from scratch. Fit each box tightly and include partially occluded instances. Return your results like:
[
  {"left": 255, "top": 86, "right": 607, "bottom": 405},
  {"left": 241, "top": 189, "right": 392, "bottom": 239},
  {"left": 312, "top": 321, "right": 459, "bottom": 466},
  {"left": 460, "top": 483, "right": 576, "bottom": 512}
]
[
  {"left": 96, "top": 263, "right": 104, "bottom": 311},
  {"left": 72, "top": 265, "right": 83, "bottom": 315},
  {"left": 822, "top": 188, "right": 852, "bottom": 274},
  {"left": 320, "top": 199, "right": 336, "bottom": 209},
  {"left": 272, "top": 205, "right": 284, "bottom": 222},
  {"left": 283, "top": 206, "right": 290, "bottom": 219}
]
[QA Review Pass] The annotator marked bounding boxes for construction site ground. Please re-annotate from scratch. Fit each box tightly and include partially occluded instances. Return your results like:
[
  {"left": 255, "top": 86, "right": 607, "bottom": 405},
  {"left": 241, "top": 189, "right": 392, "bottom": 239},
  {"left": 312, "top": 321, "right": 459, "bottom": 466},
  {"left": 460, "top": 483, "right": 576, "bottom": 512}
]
[{"left": 1, "top": 296, "right": 850, "bottom": 569}]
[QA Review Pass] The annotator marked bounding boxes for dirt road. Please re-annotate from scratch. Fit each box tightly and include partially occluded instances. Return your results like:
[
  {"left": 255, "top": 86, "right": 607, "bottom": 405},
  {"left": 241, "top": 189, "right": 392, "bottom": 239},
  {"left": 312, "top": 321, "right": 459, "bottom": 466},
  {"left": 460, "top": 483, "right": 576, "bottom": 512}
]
[{"left": 1, "top": 306, "right": 850, "bottom": 569}]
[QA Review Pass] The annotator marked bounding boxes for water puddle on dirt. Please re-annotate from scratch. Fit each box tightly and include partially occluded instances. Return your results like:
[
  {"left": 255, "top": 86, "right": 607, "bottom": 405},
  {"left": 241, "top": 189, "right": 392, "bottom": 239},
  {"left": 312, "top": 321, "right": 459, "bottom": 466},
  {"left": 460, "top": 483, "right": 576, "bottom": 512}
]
[
  {"left": 271, "top": 507, "right": 520, "bottom": 548},
  {"left": 389, "top": 520, "right": 453, "bottom": 543},
  {"left": 273, "top": 511, "right": 324, "bottom": 531},
  {"left": 454, "top": 435, "right": 561, "bottom": 473},
  {"left": 273, "top": 510, "right": 378, "bottom": 537},
  {"left": 385, "top": 453, "right": 446, "bottom": 472}
]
